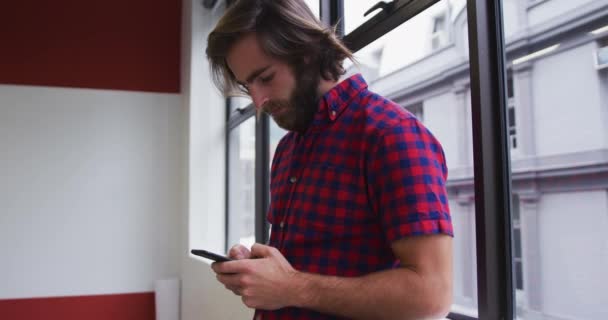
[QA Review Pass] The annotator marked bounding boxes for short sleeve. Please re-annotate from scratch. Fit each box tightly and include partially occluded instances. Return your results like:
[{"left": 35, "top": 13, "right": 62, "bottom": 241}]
[{"left": 366, "top": 118, "right": 453, "bottom": 244}]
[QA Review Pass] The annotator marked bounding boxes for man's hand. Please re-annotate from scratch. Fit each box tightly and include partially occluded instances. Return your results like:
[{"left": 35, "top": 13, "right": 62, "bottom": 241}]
[
  {"left": 227, "top": 244, "right": 252, "bottom": 260},
  {"left": 211, "top": 243, "right": 300, "bottom": 310}
]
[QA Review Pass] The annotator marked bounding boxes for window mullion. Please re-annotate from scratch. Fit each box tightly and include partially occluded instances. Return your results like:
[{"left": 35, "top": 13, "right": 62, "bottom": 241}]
[
  {"left": 255, "top": 113, "right": 270, "bottom": 244},
  {"left": 467, "top": 0, "right": 514, "bottom": 319}
]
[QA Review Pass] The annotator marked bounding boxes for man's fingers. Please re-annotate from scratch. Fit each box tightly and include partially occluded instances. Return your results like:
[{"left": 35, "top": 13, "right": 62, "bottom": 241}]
[
  {"left": 223, "top": 283, "right": 242, "bottom": 296},
  {"left": 217, "top": 273, "right": 242, "bottom": 288},
  {"left": 250, "top": 243, "right": 276, "bottom": 258},
  {"left": 228, "top": 244, "right": 251, "bottom": 260},
  {"left": 212, "top": 260, "right": 251, "bottom": 274}
]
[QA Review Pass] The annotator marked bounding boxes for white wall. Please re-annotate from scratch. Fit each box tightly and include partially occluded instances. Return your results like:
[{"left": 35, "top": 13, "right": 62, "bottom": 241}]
[
  {"left": 533, "top": 43, "right": 604, "bottom": 156},
  {"left": 423, "top": 92, "right": 460, "bottom": 169},
  {"left": 448, "top": 196, "right": 478, "bottom": 316},
  {"left": 0, "top": 85, "right": 183, "bottom": 299},
  {"left": 600, "top": 70, "right": 608, "bottom": 148},
  {"left": 539, "top": 190, "right": 608, "bottom": 320},
  {"left": 451, "top": 199, "right": 470, "bottom": 305},
  {"left": 502, "top": 0, "right": 521, "bottom": 39},
  {"left": 179, "top": 0, "right": 253, "bottom": 319},
  {"left": 527, "top": 0, "right": 594, "bottom": 26}
]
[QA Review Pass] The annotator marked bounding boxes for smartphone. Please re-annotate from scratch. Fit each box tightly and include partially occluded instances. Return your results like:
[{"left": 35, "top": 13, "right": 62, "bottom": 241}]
[{"left": 190, "top": 249, "right": 232, "bottom": 262}]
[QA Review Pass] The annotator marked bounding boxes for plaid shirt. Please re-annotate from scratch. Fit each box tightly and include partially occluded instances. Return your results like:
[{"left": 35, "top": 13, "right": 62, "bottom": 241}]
[{"left": 255, "top": 74, "right": 453, "bottom": 320}]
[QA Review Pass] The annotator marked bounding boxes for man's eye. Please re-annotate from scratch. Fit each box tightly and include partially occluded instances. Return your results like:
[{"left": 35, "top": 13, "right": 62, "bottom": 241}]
[{"left": 259, "top": 73, "right": 274, "bottom": 84}]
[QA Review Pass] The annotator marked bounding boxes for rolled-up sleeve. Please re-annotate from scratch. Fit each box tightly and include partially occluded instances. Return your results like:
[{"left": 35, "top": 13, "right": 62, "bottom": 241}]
[{"left": 366, "top": 118, "right": 453, "bottom": 243}]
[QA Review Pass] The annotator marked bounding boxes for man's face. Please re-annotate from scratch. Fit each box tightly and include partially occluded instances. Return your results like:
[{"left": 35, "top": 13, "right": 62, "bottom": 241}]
[{"left": 226, "top": 33, "right": 319, "bottom": 132}]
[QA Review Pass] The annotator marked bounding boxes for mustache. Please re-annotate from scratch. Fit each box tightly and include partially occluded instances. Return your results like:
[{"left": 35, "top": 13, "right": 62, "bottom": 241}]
[{"left": 260, "top": 99, "right": 290, "bottom": 115}]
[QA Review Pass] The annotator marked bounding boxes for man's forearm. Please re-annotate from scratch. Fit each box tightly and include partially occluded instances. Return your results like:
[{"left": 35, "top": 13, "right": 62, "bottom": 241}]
[{"left": 289, "top": 268, "right": 451, "bottom": 320}]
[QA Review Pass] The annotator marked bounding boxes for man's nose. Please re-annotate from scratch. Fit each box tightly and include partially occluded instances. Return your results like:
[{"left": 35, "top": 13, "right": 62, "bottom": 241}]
[{"left": 250, "top": 89, "right": 269, "bottom": 110}]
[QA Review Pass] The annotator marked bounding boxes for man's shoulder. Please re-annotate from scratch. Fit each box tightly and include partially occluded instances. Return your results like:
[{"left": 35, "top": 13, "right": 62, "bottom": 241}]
[{"left": 354, "top": 89, "right": 419, "bottom": 134}]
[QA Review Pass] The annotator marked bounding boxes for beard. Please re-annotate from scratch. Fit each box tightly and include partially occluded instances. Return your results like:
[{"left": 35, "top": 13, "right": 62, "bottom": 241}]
[{"left": 260, "top": 64, "right": 320, "bottom": 133}]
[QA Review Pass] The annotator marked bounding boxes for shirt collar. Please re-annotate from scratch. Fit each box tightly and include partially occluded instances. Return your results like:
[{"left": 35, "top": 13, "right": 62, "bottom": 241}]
[{"left": 309, "top": 73, "right": 368, "bottom": 130}]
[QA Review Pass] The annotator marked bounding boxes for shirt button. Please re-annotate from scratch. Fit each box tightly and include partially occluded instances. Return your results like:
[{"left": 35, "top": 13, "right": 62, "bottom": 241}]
[
  {"left": 256, "top": 314, "right": 262, "bottom": 320},
  {"left": 331, "top": 110, "right": 337, "bottom": 118},
  {"left": 289, "top": 176, "right": 297, "bottom": 183},
  {"left": 280, "top": 221, "right": 285, "bottom": 228}
]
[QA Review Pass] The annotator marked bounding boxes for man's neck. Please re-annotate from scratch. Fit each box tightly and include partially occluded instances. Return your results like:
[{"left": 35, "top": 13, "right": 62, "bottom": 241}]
[{"left": 316, "top": 78, "right": 340, "bottom": 98}]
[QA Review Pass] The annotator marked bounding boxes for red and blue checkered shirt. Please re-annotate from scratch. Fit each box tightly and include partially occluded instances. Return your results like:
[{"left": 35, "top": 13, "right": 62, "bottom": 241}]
[{"left": 256, "top": 74, "right": 453, "bottom": 320}]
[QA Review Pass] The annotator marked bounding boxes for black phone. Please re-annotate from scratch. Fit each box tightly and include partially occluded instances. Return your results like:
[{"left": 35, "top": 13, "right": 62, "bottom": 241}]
[{"left": 190, "top": 249, "right": 232, "bottom": 262}]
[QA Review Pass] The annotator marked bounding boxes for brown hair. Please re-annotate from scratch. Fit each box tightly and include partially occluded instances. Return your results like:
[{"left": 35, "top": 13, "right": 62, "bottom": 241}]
[{"left": 206, "top": 0, "right": 353, "bottom": 96}]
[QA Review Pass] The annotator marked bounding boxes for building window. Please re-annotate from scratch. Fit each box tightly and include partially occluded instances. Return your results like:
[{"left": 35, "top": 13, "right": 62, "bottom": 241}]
[
  {"left": 406, "top": 103, "right": 424, "bottom": 123},
  {"left": 595, "top": 37, "right": 608, "bottom": 70},
  {"left": 512, "top": 194, "right": 524, "bottom": 291},
  {"left": 431, "top": 14, "right": 448, "bottom": 50},
  {"left": 507, "top": 75, "right": 517, "bottom": 149}
]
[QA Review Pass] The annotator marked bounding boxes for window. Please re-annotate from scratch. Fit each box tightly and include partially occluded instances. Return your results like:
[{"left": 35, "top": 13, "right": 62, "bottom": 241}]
[
  {"left": 304, "top": 0, "right": 320, "bottom": 19},
  {"left": 503, "top": 2, "right": 608, "bottom": 319},
  {"left": 344, "top": 2, "right": 378, "bottom": 35},
  {"left": 406, "top": 103, "right": 424, "bottom": 123},
  {"left": 344, "top": 0, "right": 462, "bottom": 79},
  {"left": 269, "top": 117, "right": 287, "bottom": 169},
  {"left": 507, "top": 75, "right": 517, "bottom": 149},
  {"left": 511, "top": 195, "right": 523, "bottom": 292},
  {"left": 227, "top": 115, "right": 256, "bottom": 249},
  {"left": 595, "top": 37, "right": 608, "bottom": 70},
  {"left": 431, "top": 14, "right": 448, "bottom": 50}
]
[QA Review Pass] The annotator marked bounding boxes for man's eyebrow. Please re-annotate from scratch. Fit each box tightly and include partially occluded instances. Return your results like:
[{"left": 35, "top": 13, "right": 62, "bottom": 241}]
[{"left": 238, "top": 65, "right": 271, "bottom": 86}]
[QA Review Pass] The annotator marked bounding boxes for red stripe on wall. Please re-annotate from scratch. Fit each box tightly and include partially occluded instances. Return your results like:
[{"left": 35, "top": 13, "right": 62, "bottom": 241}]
[
  {"left": 0, "top": 1, "right": 181, "bottom": 93},
  {"left": 0, "top": 292, "right": 155, "bottom": 320}
]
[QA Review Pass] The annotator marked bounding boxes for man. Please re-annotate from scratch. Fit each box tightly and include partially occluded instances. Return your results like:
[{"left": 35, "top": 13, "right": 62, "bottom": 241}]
[{"left": 206, "top": 0, "right": 454, "bottom": 319}]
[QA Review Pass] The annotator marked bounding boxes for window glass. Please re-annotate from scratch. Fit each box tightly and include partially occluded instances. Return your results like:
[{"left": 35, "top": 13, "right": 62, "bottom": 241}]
[
  {"left": 344, "top": 0, "right": 467, "bottom": 79},
  {"left": 596, "top": 36, "right": 608, "bottom": 69},
  {"left": 344, "top": 1, "right": 375, "bottom": 34},
  {"left": 304, "top": 0, "right": 319, "bottom": 19},
  {"left": 266, "top": 117, "right": 288, "bottom": 239},
  {"left": 345, "top": 0, "right": 477, "bottom": 316},
  {"left": 502, "top": 1, "right": 608, "bottom": 319},
  {"left": 269, "top": 117, "right": 287, "bottom": 169},
  {"left": 229, "top": 96, "right": 252, "bottom": 117},
  {"left": 227, "top": 117, "right": 256, "bottom": 249}
]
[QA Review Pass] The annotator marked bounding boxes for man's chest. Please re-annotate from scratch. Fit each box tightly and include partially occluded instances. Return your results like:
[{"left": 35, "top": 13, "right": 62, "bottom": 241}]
[{"left": 268, "top": 128, "right": 380, "bottom": 245}]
